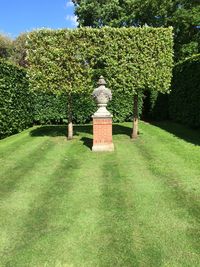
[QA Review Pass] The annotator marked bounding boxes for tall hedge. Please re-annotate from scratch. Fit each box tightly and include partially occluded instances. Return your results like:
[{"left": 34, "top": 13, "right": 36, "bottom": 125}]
[
  {"left": 169, "top": 54, "right": 200, "bottom": 128},
  {"left": 0, "top": 60, "right": 32, "bottom": 139},
  {"left": 32, "top": 90, "right": 141, "bottom": 125},
  {"left": 27, "top": 27, "right": 173, "bottom": 123}
]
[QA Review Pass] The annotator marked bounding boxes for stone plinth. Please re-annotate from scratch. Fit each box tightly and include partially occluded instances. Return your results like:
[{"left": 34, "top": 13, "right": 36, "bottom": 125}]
[{"left": 92, "top": 116, "right": 114, "bottom": 152}]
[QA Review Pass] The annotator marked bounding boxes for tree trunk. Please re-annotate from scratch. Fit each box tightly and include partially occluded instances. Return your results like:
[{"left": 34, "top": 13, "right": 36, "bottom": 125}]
[
  {"left": 67, "top": 93, "right": 73, "bottom": 140},
  {"left": 132, "top": 94, "right": 139, "bottom": 139}
]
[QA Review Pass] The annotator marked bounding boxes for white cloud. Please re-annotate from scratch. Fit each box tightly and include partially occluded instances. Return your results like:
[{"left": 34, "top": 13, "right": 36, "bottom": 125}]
[
  {"left": 65, "top": 0, "right": 74, "bottom": 8},
  {"left": 65, "top": 15, "right": 78, "bottom": 27}
]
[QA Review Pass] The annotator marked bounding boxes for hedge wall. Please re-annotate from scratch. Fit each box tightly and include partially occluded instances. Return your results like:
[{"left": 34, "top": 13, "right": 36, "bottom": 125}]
[
  {"left": 169, "top": 54, "right": 200, "bottom": 128},
  {"left": 0, "top": 60, "right": 32, "bottom": 139}
]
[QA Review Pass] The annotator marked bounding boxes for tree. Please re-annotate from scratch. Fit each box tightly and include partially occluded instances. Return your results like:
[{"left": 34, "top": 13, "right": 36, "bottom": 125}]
[
  {"left": 0, "top": 33, "right": 28, "bottom": 67},
  {"left": 0, "top": 33, "right": 13, "bottom": 60},
  {"left": 11, "top": 33, "right": 28, "bottom": 67},
  {"left": 73, "top": 0, "right": 200, "bottom": 60},
  {"left": 27, "top": 29, "right": 94, "bottom": 139}
]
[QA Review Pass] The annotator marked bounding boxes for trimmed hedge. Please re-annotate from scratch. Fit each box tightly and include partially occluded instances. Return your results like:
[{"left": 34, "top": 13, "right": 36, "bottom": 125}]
[
  {"left": 0, "top": 60, "right": 32, "bottom": 139},
  {"left": 27, "top": 27, "right": 173, "bottom": 124},
  {"left": 27, "top": 27, "right": 173, "bottom": 93},
  {"left": 32, "top": 90, "right": 140, "bottom": 124},
  {"left": 169, "top": 54, "right": 200, "bottom": 128},
  {"left": 32, "top": 91, "right": 95, "bottom": 125}
]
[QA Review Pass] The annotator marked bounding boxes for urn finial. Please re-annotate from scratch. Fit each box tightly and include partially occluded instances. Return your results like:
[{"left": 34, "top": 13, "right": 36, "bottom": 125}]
[
  {"left": 92, "top": 76, "right": 112, "bottom": 117},
  {"left": 97, "top": 76, "right": 107, "bottom": 86}
]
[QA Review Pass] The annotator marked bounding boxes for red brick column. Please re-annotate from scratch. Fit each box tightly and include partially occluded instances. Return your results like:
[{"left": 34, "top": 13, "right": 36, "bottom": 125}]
[{"left": 92, "top": 117, "right": 114, "bottom": 152}]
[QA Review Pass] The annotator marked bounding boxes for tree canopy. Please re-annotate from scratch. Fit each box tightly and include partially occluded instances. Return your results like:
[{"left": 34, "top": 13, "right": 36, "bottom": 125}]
[
  {"left": 0, "top": 33, "right": 28, "bottom": 67},
  {"left": 11, "top": 33, "right": 28, "bottom": 67},
  {"left": 0, "top": 34, "right": 13, "bottom": 60}
]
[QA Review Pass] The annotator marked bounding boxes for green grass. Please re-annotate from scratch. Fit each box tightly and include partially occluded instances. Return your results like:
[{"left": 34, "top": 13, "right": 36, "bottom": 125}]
[{"left": 0, "top": 121, "right": 200, "bottom": 267}]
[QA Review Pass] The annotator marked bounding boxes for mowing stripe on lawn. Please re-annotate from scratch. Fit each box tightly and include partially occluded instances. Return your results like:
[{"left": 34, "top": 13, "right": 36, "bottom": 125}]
[
  {"left": 0, "top": 127, "right": 38, "bottom": 149},
  {"left": 0, "top": 139, "right": 53, "bottom": 198},
  {"left": 0, "top": 135, "right": 76, "bottom": 266},
  {"left": 97, "top": 151, "right": 139, "bottom": 267},
  {"left": 114, "top": 137, "right": 167, "bottom": 266},
  {"left": 132, "top": 125, "right": 200, "bottom": 266},
  {"left": 0, "top": 131, "right": 51, "bottom": 174},
  {"left": 141, "top": 122, "right": 200, "bottom": 171},
  {"left": 2, "top": 139, "right": 103, "bottom": 266}
]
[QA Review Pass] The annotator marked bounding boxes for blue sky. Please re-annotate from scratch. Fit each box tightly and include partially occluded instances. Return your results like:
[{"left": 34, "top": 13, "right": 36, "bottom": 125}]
[{"left": 0, "top": 0, "right": 77, "bottom": 38}]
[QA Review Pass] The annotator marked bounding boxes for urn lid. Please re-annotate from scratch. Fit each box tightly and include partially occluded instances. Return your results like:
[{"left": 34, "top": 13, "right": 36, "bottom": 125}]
[{"left": 97, "top": 76, "right": 106, "bottom": 86}]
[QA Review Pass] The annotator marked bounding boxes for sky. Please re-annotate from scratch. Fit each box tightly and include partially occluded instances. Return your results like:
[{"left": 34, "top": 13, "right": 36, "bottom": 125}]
[{"left": 0, "top": 0, "right": 77, "bottom": 38}]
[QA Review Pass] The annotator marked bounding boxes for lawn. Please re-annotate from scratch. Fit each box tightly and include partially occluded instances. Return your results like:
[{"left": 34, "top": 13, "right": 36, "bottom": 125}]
[{"left": 0, "top": 121, "right": 200, "bottom": 267}]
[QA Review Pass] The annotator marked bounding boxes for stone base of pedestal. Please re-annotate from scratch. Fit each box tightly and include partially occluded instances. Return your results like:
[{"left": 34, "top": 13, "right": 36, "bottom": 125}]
[
  {"left": 92, "top": 117, "right": 114, "bottom": 152},
  {"left": 92, "top": 143, "right": 114, "bottom": 152}
]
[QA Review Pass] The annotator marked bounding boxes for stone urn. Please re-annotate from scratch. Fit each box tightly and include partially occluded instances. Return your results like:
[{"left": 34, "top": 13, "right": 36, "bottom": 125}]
[{"left": 92, "top": 76, "right": 112, "bottom": 117}]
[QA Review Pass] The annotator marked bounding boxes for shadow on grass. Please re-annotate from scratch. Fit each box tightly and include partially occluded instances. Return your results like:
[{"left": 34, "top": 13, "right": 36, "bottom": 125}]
[
  {"left": 30, "top": 124, "right": 132, "bottom": 138},
  {"left": 30, "top": 124, "right": 132, "bottom": 151},
  {"left": 80, "top": 137, "right": 93, "bottom": 150},
  {"left": 151, "top": 121, "right": 200, "bottom": 146}
]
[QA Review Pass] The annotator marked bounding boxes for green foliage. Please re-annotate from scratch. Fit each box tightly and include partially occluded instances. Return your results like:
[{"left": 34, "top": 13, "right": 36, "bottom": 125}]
[
  {"left": 27, "top": 29, "right": 93, "bottom": 96},
  {"left": 149, "top": 92, "right": 169, "bottom": 120},
  {"left": 0, "top": 33, "right": 28, "bottom": 67},
  {"left": 32, "top": 90, "right": 142, "bottom": 124},
  {"left": 32, "top": 91, "right": 96, "bottom": 125},
  {"left": 72, "top": 0, "right": 172, "bottom": 27},
  {"left": 73, "top": 0, "right": 200, "bottom": 61},
  {"left": 169, "top": 54, "right": 200, "bottom": 128},
  {"left": 11, "top": 33, "right": 28, "bottom": 67},
  {"left": 32, "top": 92, "right": 67, "bottom": 124},
  {"left": 0, "top": 28, "right": 173, "bottom": 138},
  {"left": 0, "top": 34, "right": 13, "bottom": 60},
  {"left": 27, "top": 27, "right": 173, "bottom": 122},
  {"left": 178, "top": 41, "right": 199, "bottom": 60},
  {"left": 0, "top": 61, "right": 32, "bottom": 139}
]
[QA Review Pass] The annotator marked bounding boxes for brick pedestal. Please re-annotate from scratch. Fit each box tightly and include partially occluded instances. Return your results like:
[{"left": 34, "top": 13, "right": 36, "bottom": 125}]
[{"left": 92, "top": 116, "right": 114, "bottom": 152}]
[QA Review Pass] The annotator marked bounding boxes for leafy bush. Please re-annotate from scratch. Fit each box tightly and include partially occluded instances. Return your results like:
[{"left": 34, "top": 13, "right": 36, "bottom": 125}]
[{"left": 0, "top": 60, "right": 32, "bottom": 139}]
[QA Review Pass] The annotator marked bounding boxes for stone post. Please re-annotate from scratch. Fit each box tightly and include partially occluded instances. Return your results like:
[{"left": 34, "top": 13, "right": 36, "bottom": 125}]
[{"left": 92, "top": 76, "right": 114, "bottom": 152}]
